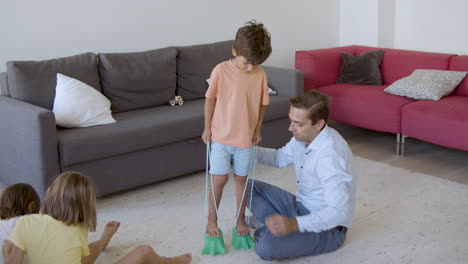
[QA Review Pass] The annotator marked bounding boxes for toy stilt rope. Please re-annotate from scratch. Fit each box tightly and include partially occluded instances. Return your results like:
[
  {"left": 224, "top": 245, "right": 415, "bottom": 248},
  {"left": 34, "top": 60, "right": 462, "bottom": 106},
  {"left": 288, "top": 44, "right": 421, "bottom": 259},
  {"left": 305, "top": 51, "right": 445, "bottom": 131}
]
[
  {"left": 231, "top": 145, "right": 257, "bottom": 250},
  {"left": 201, "top": 142, "right": 257, "bottom": 255},
  {"left": 202, "top": 142, "right": 226, "bottom": 255}
]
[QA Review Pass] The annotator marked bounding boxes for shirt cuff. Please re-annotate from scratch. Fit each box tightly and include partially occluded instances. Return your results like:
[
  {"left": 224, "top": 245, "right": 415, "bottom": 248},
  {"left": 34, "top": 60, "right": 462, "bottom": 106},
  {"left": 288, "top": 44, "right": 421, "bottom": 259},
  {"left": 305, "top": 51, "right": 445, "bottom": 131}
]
[{"left": 295, "top": 215, "right": 308, "bottom": 232}]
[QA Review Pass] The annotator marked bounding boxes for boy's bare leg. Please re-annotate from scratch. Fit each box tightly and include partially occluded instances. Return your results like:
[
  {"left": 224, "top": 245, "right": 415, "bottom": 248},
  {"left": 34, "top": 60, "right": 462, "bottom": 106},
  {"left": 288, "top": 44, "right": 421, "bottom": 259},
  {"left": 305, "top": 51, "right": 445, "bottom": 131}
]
[
  {"left": 206, "top": 174, "right": 229, "bottom": 237},
  {"left": 115, "top": 245, "right": 191, "bottom": 264},
  {"left": 82, "top": 221, "right": 120, "bottom": 264},
  {"left": 234, "top": 174, "right": 249, "bottom": 236}
]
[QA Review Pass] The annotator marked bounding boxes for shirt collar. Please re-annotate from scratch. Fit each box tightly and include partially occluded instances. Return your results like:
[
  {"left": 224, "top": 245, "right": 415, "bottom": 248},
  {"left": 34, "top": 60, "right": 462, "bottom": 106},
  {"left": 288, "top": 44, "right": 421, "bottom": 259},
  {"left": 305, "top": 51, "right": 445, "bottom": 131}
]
[{"left": 306, "top": 125, "right": 331, "bottom": 152}]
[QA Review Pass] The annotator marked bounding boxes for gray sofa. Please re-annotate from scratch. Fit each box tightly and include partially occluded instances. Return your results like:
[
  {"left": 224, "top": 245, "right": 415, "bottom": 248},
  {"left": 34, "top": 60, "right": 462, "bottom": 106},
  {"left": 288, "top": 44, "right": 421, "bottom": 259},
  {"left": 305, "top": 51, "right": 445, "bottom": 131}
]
[{"left": 0, "top": 40, "right": 303, "bottom": 197}]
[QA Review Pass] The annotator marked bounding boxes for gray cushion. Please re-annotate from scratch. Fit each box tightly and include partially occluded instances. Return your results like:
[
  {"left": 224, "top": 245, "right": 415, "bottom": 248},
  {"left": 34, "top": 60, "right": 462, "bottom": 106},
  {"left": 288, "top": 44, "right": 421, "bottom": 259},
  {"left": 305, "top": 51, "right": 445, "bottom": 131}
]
[
  {"left": 177, "top": 40, "right": 234, "bottom": 100},
  {"left": 384, "top": 69, "right": 467, "bottom": 100},
  {"left": 98, "top": 47, "right": 178, "bottom": 113},
  {"left": 58, "top": 100, "right": 206, "bottom": 166},
  {"left": 336, "top": 49, "right": 384, "bottom": 85},
  {"left": 6, "top": 53, "right": 101, "bottom": 110},
  {"left": 57, "top": 96, "right": 290, "bottom": 166}
]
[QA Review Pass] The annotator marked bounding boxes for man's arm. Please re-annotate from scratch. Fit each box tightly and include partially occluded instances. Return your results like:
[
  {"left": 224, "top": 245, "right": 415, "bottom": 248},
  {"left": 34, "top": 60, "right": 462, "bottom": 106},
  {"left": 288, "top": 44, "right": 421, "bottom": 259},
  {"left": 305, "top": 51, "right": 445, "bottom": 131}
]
[
  {"left": 257, "top": 137, "right": 295, "bottom": 168},
  {"left": 252, "top": 105, "right": 267, "bottom": 144},
  {"left": 266, "top": 155, "right": 354, "bottom": 236},
  {"left": 3, "top": 240, "right": 24, "bottom": 264},
  {"left": 202, "top": 98, "right": 216, "bottom": 144}
]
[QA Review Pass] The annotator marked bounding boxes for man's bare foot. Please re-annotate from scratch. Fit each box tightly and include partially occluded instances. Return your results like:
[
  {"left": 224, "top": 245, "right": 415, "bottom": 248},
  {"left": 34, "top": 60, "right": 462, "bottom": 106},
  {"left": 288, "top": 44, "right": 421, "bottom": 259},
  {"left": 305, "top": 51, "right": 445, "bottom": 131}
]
[
  {"left": 236, "top": 219, "right": 250, "bottom": 236},
  {"left": 165, "top": 253, "right": 192, "bottom": 264},
  {"left": 100, "top": 221, "right": 120, "bottom": 249},
  {"left": 206, "top": 220, "right": 220, "bottom": 237}
]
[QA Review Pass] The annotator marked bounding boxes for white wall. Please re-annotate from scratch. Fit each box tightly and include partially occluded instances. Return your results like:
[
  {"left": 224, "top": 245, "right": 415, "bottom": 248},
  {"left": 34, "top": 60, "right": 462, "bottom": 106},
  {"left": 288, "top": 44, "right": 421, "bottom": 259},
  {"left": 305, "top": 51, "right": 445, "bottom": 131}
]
[
  {"left": 394, "top": 0, "right": 468, "bottom": 55},
  {"left": 3, "top": 1, "right": 468, "bottom": 74},
  {"left": 340, "top": 0, "right": 468, "bottom": 55},
  {"left": 0, "top": 0, "right": 340, "bottom": 73},
  {"left": 340, "top": 0, "right": 380, "bottom": 46}
]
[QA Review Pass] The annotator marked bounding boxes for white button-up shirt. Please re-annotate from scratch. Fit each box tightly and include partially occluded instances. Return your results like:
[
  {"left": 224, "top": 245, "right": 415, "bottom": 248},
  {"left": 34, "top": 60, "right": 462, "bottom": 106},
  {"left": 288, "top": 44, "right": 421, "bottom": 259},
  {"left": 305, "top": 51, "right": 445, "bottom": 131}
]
[{"left": 257, "top": 125, "right": 357, "bottom": 233}]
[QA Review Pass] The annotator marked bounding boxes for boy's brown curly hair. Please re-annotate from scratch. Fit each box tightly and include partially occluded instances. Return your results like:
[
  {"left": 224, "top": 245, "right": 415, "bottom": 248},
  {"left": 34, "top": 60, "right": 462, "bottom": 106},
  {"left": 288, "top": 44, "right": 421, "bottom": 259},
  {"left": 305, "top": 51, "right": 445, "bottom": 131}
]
[{"left": 233, "top": 20, "right": 272, "bottom": 65}]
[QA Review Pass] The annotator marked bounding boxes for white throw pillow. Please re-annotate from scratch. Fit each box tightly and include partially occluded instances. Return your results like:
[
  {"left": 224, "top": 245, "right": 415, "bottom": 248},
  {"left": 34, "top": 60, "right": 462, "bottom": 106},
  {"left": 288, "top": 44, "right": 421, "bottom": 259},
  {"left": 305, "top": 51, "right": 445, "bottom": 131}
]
[
  {"left": 53, "top": 73, "right": 116, "bottom": 128},
  {"left": 206, "top": 78, "right": 277, "bottom": 95},
  {"left": 384, "top": 69, "right": 467, "bottom": 100}
]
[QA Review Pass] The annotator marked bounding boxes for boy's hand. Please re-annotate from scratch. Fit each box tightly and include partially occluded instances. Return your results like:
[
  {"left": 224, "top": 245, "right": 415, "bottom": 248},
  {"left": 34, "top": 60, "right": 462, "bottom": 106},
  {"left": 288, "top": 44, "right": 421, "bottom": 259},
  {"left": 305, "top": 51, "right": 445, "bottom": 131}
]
[
  {"left": 202, "top": 129, "right": 211, "bottom": 144},
  {"left": 252, "top": 129, "right": 262, "bottom": 144}
]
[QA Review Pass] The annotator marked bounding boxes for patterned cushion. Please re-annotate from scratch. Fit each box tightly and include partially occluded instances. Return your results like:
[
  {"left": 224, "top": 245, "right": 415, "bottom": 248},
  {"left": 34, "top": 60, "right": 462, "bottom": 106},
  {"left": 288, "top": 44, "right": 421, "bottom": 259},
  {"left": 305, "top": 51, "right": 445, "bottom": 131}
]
[{"left": 384, "top": 69, "right": 467, "bottom": 100}]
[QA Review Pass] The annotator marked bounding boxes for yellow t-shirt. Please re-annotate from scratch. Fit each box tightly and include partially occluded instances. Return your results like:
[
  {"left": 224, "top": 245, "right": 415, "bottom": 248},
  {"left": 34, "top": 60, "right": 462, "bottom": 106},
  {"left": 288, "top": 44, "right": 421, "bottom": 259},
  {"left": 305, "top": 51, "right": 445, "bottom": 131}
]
[
  {"left": 206, "top": 60, "right": 270, "bottom": 148},
  {"left": 8, "top": 214, "right": 89, "bottom": 264}
]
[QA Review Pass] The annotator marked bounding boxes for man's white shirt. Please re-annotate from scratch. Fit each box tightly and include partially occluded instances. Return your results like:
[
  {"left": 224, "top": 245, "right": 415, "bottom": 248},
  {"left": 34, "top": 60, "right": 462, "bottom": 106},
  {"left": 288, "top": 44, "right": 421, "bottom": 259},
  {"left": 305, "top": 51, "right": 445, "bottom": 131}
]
[{"left": 257, "top": 125, "right": 357, "bottom": 233}]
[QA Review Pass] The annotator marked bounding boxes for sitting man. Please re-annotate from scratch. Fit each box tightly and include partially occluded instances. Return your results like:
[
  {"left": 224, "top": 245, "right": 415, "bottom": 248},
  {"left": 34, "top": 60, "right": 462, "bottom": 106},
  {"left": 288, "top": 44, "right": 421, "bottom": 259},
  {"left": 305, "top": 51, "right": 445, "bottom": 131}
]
[{"left": 247, "top": 89, "right": 357, "bottom": 260}]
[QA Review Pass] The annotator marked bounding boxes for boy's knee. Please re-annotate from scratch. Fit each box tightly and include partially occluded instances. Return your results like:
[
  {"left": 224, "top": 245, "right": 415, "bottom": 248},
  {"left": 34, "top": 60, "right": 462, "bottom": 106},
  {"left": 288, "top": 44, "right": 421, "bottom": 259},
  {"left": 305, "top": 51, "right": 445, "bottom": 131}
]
[
  {"left": 234, "top": 175, "right": 247, "bottom": 184},
  {"left": 214, "top": 175, "right": 229, "bottom": 187}
]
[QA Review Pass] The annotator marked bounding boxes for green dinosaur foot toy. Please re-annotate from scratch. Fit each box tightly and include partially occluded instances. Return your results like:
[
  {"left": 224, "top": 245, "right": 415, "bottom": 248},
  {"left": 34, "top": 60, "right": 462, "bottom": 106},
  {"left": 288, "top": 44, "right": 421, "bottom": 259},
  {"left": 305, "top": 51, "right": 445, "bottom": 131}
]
[
  {"left": 201, "top": 229, "right": 226, "bottom": 255},
  {"left": 231, "top": 227, "right": 255, "bottom": 250}
]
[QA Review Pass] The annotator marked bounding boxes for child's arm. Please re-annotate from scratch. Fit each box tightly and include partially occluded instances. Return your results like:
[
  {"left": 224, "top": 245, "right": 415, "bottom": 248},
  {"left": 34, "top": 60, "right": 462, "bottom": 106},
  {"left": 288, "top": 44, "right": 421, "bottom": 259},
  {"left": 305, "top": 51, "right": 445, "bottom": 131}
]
[
  {"left": 3, "top": 240, "right": 24, "bottom": 264},
  {"left": 252, "top": 105, "right": 267, "bottom": 144},
  {"left": 202, "top": 98, "right": 216, "bottom": 144}
]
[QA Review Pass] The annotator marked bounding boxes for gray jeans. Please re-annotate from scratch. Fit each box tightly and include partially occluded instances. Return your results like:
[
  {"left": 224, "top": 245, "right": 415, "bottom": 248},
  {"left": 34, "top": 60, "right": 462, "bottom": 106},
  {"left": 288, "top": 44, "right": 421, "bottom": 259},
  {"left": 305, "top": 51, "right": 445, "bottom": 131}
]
[{"left": 247, "top": 180, "right": 347, "bottom": 261}]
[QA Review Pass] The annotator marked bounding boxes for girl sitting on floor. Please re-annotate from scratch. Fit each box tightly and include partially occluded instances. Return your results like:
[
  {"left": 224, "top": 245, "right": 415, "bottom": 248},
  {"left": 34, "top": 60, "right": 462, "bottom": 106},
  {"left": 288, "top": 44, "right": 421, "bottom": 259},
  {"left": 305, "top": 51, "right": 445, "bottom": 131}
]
[{"left": 3, "top": 172, "right": 191, "bottom": 264}]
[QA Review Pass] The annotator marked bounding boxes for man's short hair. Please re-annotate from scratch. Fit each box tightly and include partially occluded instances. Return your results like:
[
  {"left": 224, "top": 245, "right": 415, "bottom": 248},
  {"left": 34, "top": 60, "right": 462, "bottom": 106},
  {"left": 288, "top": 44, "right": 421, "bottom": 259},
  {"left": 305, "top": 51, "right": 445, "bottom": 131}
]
[
  {"left": 290, "top": 90, "right": 330, "bottom": 125},
  {"left": 233, "top": 20, "right": 272, "bottom": 65}
]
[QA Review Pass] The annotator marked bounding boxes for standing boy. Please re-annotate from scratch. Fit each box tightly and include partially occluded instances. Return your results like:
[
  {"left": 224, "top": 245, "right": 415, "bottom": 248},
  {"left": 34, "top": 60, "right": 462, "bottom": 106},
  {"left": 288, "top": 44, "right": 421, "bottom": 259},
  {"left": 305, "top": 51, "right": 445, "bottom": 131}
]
[{"left": 202, "top": 20, "right": 272, "bottom": 237}]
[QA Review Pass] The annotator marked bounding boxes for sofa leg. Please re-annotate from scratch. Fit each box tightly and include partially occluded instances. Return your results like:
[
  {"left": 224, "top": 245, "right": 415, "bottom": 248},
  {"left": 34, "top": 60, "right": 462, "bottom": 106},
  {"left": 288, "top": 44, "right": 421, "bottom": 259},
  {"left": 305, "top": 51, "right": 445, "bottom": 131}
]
[
  {"left": 400, "top": 135, "right": 407, "bottom": 156},
  {"left": 396, "top": 134, "right": 401, "bottom": 155}
]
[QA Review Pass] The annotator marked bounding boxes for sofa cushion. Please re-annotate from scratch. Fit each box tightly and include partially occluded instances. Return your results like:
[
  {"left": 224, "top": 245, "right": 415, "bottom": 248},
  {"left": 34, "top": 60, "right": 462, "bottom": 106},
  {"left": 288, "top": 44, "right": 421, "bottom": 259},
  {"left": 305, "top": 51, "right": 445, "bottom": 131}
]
[
  {"left": 57, "top": 96, "right": 290, "bottom": 166},
  {"left": 336, "top": 49, "right": 384, "bottom": 85},
  {"left": 53, "top": 73, "right": 116, "bottom": 128},
  {"left": 177, "top": 40, "right": 233, "bottom": 100},
  {"left": 98, "top": 47, "right": 178, "bottom": 113},
  {"left": 317, "top": 84, "right": 414, "bottom": 133},
  {"left": 6, "top": 53, "right": 101, "bottom": 110},
  {"left": 384, "top": 69, "right": 467, "bottom": 100},
  {"left": 449, "top": 55, "right": 468, "bottom": 97},
  {"left": 402, "top": 96, "right": 468, "bottom": 151},
  {"left": 372, "top": 48, "right": 456, "bottom": 85}
]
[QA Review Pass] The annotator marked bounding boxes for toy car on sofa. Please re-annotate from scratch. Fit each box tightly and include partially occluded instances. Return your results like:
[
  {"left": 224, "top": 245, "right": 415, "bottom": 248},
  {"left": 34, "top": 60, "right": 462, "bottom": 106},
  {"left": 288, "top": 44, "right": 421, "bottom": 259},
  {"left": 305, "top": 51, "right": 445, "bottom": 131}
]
[{"left": 169, "top": 95, "right": 184, "bottom": 106}]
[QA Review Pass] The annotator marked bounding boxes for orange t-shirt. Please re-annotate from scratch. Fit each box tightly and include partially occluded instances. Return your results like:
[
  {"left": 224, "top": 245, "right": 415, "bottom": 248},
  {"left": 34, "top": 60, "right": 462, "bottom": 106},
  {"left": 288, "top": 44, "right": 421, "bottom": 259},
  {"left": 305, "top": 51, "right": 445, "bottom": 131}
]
[{"left": 205, "top": 60, "right": 270, "bottom": 148}]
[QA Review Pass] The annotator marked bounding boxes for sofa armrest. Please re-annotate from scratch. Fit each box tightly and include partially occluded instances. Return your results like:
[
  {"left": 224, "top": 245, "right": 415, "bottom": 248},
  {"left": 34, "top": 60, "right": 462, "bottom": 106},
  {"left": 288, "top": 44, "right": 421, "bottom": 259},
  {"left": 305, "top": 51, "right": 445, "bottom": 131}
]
[
  {"left": 0, "top": 95, "right": 60, "bottom": 196},
  {"left": 295, "top": 46, "right": 357, "bottom": 91},
  {"left": 263, "top": 66, "right": 304, "bottom": 97},
  {"left": 0, "top": 72, "right": 9, "bottom": 96}
]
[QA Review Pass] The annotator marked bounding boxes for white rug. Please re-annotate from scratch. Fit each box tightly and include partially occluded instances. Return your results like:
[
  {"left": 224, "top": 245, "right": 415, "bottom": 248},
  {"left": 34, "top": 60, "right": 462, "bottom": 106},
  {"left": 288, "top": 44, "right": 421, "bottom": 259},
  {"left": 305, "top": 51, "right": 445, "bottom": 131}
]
[{"left": 90, "top": 157, "right": 468, "bottom": 264}]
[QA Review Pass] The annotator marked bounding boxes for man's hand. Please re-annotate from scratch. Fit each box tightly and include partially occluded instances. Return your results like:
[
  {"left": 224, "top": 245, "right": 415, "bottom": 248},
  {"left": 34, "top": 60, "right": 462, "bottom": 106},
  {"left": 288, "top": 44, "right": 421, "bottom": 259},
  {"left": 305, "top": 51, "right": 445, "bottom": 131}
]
[
  {"left": 252, "top": 129, "right": 262, "bottom": 145},
  {"left": 202, "top": 129, "right": 211, "bottom": 144},
  {"left": 265, "top": 214, "right": 299, "bottom": 236}
]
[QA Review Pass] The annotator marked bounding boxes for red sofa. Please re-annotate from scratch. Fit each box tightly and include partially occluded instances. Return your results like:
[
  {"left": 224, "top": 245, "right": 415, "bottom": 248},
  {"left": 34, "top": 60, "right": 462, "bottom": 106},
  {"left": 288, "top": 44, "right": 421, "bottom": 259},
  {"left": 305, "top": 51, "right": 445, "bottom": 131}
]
[{"left": 295, "top": 45, "right": 468, "bottom": 154}]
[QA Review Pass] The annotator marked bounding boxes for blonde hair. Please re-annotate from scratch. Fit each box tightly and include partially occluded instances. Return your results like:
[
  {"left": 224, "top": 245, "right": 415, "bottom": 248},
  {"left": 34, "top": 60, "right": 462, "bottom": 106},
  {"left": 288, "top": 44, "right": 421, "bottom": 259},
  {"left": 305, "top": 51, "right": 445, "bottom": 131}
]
[{"left": 41, "top": 171, "right": 97, "bottom": 231}]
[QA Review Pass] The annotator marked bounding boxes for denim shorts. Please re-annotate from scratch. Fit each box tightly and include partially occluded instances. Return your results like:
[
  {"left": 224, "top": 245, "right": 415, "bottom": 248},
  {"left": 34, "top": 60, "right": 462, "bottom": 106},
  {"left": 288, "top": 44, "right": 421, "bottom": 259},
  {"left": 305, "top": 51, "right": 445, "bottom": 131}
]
[{"left": 209, "top": 141, "right": 253, "bottom": 176}]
